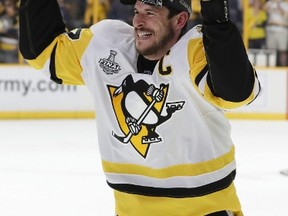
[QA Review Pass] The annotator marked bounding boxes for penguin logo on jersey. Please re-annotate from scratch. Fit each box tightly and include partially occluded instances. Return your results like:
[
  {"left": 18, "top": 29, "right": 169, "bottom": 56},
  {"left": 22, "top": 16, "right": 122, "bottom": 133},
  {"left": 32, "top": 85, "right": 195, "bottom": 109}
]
[
  {"left": 99, "top": 50, "right": 121, "bottom": 75},
  {"left": 108, "top": 75, "right": 185, "bottom": 158}
]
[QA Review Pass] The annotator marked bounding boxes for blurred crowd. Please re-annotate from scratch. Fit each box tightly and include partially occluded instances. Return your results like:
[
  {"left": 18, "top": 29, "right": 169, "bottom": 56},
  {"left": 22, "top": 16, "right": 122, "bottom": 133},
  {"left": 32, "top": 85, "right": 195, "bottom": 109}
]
[
  {"left": 0, "top": 0, "right": 18, "bottom": 63},
  {"left": 0, "top": 0, "right": 288, "bottom": 66}
]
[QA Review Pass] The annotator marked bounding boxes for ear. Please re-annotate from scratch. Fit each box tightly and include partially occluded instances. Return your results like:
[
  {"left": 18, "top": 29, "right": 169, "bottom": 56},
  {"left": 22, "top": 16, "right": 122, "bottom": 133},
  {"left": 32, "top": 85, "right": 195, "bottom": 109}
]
[{"left": 175, "top": 11, "right": 189, "bottom": 30}]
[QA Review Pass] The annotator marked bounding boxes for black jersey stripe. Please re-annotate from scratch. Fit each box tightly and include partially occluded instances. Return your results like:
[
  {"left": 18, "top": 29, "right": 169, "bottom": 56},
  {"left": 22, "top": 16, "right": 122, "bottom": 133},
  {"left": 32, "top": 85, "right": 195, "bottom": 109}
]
[
  {"left": 49, "top": 44, "right": 63, "bottom": 84},
  {"left": 195, "top": 64, "right": 209, "bottom": 86},
  {"left": 107, "top": 170, "right": 236, "bottom": 198}
]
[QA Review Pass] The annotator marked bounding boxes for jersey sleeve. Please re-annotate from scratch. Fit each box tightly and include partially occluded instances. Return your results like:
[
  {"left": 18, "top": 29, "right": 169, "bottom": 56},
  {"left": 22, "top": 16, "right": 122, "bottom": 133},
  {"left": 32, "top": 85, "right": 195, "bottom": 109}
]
[
  {"left": 188, "top": 23, "right": 260, "bottom": 110},
  {"left": 19, "top": 0, "right": 93, "bottom": 85},
  {"left": 26, "top": 29, "right": 93, "bottom": 85}
]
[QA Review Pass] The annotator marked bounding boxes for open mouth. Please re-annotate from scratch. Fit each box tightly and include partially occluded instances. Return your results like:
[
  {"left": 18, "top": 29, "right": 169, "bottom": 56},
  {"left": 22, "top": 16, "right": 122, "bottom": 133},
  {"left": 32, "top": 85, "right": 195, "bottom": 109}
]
[{"left": 137, "top": 31, "right": 152, "bottom": 38}]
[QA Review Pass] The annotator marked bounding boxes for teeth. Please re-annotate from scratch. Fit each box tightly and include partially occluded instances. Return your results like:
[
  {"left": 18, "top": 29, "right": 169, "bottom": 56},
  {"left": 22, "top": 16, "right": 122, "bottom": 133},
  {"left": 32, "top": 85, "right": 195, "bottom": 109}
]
[{"left": 138, "top": 32, "right": 152, "bottom": 37}]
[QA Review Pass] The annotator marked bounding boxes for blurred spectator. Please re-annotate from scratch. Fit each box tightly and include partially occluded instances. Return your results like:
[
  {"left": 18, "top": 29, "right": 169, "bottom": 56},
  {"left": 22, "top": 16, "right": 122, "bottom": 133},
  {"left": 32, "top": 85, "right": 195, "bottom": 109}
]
[
  {"left": 264, "top": 0, "right": 288, "bottom": 66},
  {"left": 229, "top": 0, "right": 242, "bottom": 32},
  {"left": 247, "top": 0, "right": 267, "bottom": 49},
  {"left": 58, "top": 0, "right": 86, "bottom": 30},
  {"left": 187, "top": 0, "right": 202, "bottom": 29},
  {"left": 58, "top": 0, "right": 74, "bottom": 29},
  {"left": 69, "top": 0, "right": 86, "bottom": 27},
  {"left": 84, "top": 0, "right": 109, "bottom": 26},
  {"left": 0, "top": 0, "right": 18, "bottom": 63},
  {"left": 106, "top": 0, "right": 133, "bottom": 25}
]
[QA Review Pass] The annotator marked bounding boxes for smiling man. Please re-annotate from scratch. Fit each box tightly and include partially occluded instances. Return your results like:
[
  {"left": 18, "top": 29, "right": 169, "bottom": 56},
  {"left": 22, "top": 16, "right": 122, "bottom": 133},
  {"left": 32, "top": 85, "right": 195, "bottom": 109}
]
[
  {"left": 19, "top": 0, "right": 260, "bottom": 215},
  {"left": 133, "top": 0, "right": 188, "bottom": 59}
]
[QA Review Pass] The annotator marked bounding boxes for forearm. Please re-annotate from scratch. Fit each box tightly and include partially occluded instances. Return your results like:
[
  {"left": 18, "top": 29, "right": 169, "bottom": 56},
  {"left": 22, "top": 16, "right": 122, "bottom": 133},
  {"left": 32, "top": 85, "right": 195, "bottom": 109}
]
[
  {"left": 19, "top": 0, "right": 66, "bottom": 59},
  {"left": 201, "top": 0, "right": 255, "bottom": 102}
]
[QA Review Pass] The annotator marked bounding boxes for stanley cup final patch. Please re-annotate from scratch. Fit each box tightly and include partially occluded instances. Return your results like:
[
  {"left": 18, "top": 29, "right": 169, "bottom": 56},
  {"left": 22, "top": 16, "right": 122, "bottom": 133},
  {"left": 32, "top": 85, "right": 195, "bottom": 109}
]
[{"left": 99, "top": 50, "right": 121, "bottom": 75}]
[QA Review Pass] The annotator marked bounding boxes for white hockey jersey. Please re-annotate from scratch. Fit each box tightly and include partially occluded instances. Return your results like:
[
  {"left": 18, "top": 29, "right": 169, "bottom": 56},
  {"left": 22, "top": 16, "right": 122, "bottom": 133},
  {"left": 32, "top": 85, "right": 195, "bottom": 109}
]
[{"left": 21, "top": 17, "right": 260, "bottom": 215}]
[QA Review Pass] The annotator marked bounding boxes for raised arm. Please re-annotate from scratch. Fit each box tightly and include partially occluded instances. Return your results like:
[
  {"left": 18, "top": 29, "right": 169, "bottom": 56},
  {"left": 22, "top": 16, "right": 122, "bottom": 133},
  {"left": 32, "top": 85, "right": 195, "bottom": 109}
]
[
  {"left": 18, "top": 0, "right": 93, "bottom": 85},
  {"left": 200, "top": 0, "right": 260, "bottom": 107},
  {"left": 19, "top": 0, "right": 66, "bottom": 59}
]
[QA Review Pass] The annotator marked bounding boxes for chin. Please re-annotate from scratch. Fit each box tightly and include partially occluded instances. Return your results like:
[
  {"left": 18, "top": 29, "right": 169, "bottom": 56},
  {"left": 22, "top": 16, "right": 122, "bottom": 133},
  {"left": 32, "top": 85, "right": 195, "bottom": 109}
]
[{"left": 136, "top": 43, "right": 154, "bottom": 56}]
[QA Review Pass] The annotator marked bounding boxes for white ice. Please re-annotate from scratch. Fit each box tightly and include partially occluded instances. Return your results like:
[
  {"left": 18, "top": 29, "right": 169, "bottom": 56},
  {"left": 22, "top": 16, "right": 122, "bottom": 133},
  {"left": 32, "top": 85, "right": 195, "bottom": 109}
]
[{"left": 0, "top": 119, "right": 287, "bottom": 216}]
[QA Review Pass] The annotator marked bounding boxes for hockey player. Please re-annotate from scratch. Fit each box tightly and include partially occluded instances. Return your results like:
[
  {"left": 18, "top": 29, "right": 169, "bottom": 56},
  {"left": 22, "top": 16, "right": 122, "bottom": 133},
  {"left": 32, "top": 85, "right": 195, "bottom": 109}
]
[{"left": 18, "top": 0, "right": 261, "bottom": 215}]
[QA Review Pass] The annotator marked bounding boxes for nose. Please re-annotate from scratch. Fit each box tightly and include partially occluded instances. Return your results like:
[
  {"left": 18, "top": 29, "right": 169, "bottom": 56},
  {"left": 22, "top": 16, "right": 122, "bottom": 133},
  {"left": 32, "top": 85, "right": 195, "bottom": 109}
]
[{"left": 133, "top": 13, "right": 145, "bottom": 28}]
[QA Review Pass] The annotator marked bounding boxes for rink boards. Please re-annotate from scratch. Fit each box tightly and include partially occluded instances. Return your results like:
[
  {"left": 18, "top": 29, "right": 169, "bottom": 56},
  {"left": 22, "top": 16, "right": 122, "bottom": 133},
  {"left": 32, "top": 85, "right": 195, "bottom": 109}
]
[{"left": 0, "top": 65, "right": 287, "bottom": 120}]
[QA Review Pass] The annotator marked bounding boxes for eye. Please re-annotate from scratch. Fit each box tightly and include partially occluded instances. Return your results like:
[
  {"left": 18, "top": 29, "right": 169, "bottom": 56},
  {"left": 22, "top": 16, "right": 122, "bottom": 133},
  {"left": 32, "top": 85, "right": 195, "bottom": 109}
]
[{"left": 146, "top": 11, "right": 156, "bottom": 16}]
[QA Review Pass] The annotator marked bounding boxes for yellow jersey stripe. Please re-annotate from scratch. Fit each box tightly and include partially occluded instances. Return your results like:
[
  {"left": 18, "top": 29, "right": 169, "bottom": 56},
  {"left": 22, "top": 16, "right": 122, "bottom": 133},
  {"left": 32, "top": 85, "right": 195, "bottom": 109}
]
[{"left": 102, "top": 146, "right": 235, "bottom": 178}]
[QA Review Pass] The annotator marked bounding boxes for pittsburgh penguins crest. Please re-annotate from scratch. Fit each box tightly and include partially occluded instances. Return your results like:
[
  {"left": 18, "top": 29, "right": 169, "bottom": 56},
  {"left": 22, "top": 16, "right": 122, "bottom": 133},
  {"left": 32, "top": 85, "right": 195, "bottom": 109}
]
[{"left": 108, "top": 75, "right": 185, "bottom": 158}]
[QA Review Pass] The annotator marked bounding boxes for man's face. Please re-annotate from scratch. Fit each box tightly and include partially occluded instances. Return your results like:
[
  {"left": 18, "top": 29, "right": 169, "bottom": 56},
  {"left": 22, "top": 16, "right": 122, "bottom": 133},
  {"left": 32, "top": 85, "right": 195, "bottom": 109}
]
[{"left": 133, "top": 1, "right": 178, "bottom": 60}]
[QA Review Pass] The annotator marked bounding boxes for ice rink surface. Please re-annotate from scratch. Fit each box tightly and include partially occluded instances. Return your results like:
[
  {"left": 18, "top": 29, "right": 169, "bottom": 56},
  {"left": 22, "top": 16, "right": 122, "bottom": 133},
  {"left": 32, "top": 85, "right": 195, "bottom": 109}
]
[{"left": 0, "top": 119, "right": 287, "bottom": 216}]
